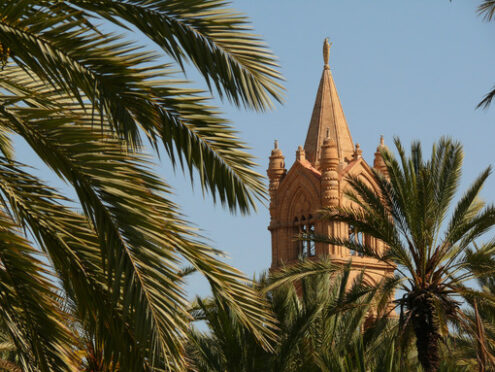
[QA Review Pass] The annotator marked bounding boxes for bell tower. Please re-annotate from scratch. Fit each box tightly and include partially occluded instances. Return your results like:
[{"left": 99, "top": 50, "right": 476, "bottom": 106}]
[{"left": 267, "top": 39, "right": 394, "bottom": 288}]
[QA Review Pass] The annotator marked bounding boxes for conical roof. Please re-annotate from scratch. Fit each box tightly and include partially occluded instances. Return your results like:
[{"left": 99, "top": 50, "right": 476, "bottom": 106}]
[{"left": 304, "top": 40, "right": 354, "bottom": 166}]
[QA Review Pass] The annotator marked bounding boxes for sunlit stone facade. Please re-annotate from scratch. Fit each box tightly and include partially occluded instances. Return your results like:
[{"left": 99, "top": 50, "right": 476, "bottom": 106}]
[{"left": 267, "top": 40, "right": 394, "bottom": 292}]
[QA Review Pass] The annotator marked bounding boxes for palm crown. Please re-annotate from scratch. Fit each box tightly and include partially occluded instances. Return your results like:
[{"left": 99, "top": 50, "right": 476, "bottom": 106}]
[{"left": 319, "top": 138, "right": 495, "bottom": 372}]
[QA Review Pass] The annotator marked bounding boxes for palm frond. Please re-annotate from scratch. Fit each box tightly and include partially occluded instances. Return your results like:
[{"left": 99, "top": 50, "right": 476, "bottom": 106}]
[
  {"left": 68, "top": 0, "right": 285, "bottom": 111},
  {"left": 0, "top": 62, "right": 266, "bottom": 213},
  {"left": 0, "top": 1, "right": 286, "bottom": 368},
  {"left": 0, "top": 212, "right": 77, "bottom": 372},
  {"left": 0, "top": 156, "right": 156, "bottom": 369},
  {"left": 263, "top": 258, "right": 341, "bottom": 293},
  {"left": 1, "top": 105, "right": 277, "bottom": 366},
  {"left": 477, "top": 85, "right": 495, "bottom": 109},
  {"left": 445, "top": 167, "right": 491, "bottom": 245},
  {"left": 0, "top": 127, "right": 12, "bottom": 160},
  {"left": 478, "top": 0, "right": 495, "bottom": 21}
]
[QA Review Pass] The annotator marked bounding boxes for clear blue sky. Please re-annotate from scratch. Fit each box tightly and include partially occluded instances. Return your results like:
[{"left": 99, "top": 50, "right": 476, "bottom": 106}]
[{"left": 15, "top": 1, "right": 495, "bottom": 298}]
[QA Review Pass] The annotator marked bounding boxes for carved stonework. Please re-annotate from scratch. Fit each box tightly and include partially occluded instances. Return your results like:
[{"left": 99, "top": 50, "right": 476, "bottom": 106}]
[
  {"left": 267, "top": 41, "right": 395, "bottom": 312},
  {"left": 320, "top": 137, "right": 339, "bottom": 208}
]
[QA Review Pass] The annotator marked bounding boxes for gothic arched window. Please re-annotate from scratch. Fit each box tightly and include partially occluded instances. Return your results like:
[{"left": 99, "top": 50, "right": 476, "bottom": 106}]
[{"left": 293, "top": 215, "right": 316, "bottom": 259}]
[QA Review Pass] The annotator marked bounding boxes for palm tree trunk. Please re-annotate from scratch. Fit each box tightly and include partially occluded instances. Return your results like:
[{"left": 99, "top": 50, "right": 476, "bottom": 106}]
[{"left": 412, "top": 294, "right": 440, "bottom": 372}]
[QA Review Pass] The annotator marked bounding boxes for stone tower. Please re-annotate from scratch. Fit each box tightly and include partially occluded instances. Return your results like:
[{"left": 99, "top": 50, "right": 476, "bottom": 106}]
[{"left": 267, "top": 39, "right": 393, "bottom": 287}]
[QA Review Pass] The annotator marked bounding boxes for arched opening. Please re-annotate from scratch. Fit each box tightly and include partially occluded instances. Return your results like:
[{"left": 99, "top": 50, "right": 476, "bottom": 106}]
[{"left": 293, "top": 215, "right": 316, "bottom": 259}]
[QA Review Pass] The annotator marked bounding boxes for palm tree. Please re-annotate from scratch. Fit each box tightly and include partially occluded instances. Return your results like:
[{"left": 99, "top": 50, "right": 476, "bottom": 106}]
[
  {"left": 0, "top": 1, "right": 283, "bottom": 370},
  {"left": 318, "top": 138, "right": 495, "bottom": 372}
]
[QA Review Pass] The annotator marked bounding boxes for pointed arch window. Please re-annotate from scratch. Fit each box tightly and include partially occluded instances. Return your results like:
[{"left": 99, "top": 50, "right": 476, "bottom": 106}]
[{"left": 293, "top": 215, "right": 316, "bottom": 258}]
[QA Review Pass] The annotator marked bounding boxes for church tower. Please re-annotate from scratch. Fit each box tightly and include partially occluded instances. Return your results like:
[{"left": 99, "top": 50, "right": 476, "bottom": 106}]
[{"left": 267, "top": 39, "right": 394, "bottom": 287}]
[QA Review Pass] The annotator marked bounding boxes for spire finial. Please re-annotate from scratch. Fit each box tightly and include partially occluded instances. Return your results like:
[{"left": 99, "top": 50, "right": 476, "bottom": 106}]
[
  {"left": 323, "top": 38, "right": 332, "bottom": 69},
  {"left": 353, "top": 143, "right": 362, "bottom": 159},
  {"left": 270, "top": 139, "right": 282, "bottom": 157},
  {"left": 380, "top": 135, "right": 384, "bottom": 146}
]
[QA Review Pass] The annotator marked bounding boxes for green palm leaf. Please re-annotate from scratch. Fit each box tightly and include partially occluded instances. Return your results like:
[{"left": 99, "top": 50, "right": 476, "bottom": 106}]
[
  {"left": 0, "top": 1, "right": 285, "bottom": 368},
  {"left": 0, "top": 105, "right": 277, "bottom": 368},
  {"left": 0, "top": 212, "right": 77, "bottom": 371},
  {"left": 67, "top": 0, "right": 285, "bottom": 111}
]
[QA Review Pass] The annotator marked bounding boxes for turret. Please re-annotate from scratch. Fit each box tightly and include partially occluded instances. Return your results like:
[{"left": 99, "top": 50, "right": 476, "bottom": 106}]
[{"left": 267, "top": 140, "right": 286, "bottom": 217}]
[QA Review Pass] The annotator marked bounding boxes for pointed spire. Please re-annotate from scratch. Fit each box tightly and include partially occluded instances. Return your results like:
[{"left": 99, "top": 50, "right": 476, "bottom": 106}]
[{"left": 304, "top": 40, "right": 354, "bottom": 167}]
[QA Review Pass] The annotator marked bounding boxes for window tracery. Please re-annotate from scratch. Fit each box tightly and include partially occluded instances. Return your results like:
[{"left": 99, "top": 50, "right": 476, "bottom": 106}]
[{"left": 293, "top": 215, "right": 316, "bottom": 258}]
